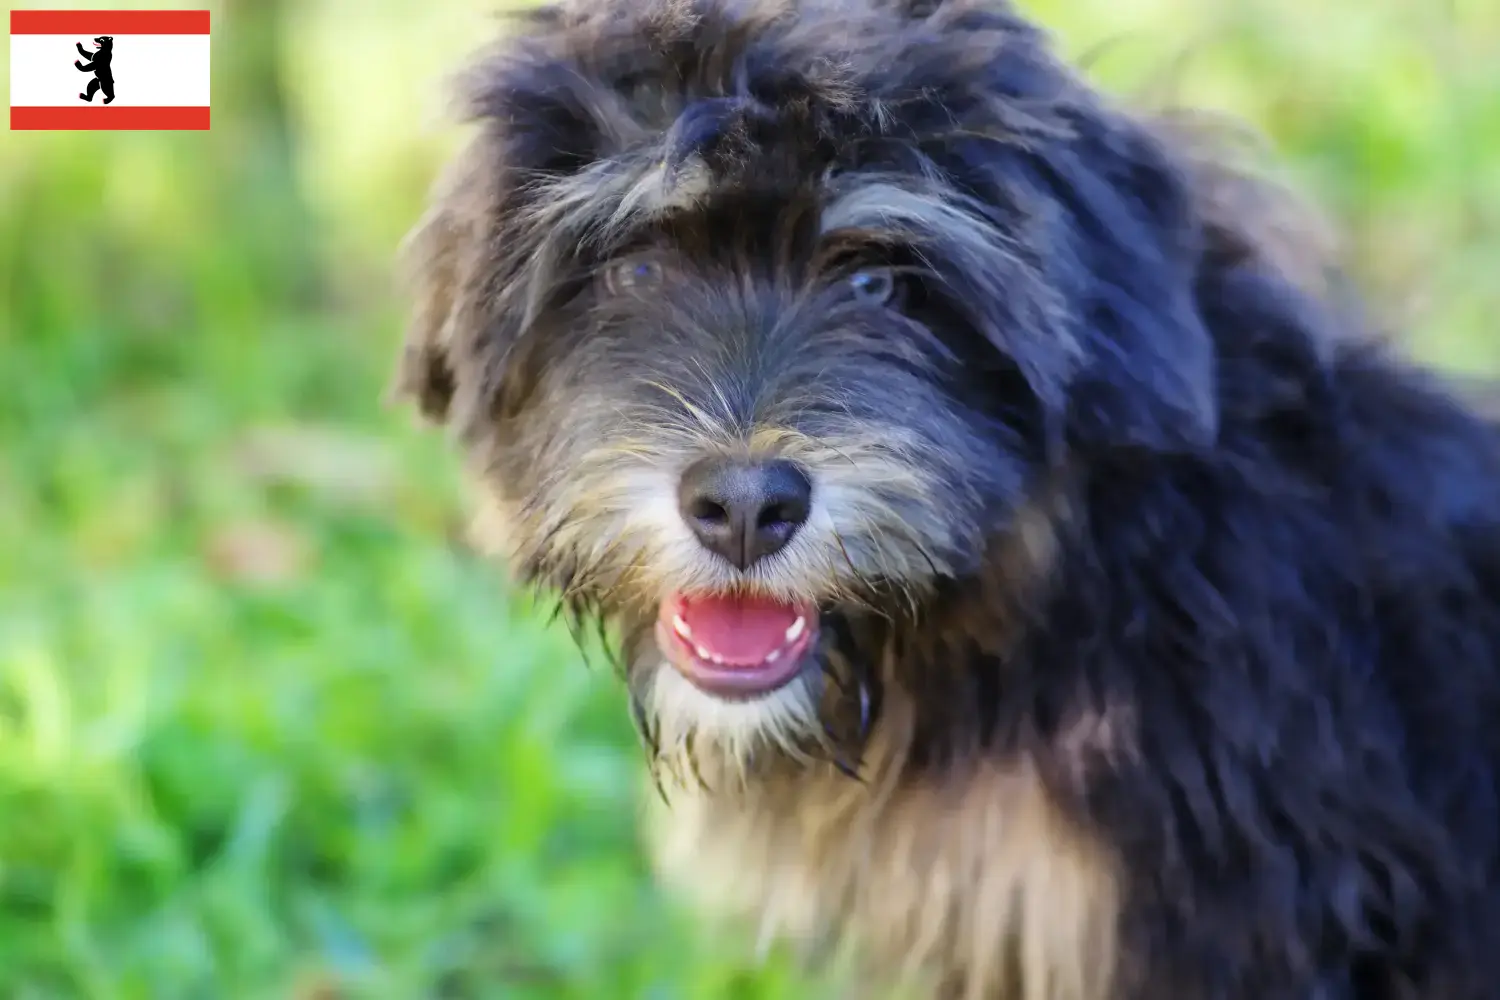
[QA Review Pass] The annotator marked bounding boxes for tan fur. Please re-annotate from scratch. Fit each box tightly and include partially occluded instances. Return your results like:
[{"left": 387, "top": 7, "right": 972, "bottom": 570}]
[
  {"left": 647, "top": 681, "right": 1122, "bottom": 1000},
  {"left": 466, "top": 416, "right": 965, "bottom": 615}
]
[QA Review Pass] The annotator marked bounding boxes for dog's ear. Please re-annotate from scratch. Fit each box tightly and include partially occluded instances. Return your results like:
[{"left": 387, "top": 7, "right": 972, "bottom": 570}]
[
  {"left": 391, "top": 16, "right": 628, "bottom": 428},
  {"left": 1029, "top": 113, "right": 1223, "bottom": 454},
  {"left": 390, "top": 137, "right": 491, "bottom": 424}
]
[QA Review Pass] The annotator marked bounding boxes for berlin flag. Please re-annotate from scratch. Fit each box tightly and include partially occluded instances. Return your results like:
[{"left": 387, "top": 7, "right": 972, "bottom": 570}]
[{"left": 10, "top": 9, "right": 210, "bottom": 130}]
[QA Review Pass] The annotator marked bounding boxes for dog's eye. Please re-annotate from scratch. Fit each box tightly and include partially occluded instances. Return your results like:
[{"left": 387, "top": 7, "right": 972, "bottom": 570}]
[
  {"left": 847, "top": 267, "right": 898, "bottom": 306},
  {"left": 603, "top": 258, "right": 664, "bottom": 295}
]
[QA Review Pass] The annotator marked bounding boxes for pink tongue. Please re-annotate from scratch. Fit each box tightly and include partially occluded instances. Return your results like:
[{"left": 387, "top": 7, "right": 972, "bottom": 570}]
[{"left": 677, "top": 593, "right": 801, "bottom": 665}]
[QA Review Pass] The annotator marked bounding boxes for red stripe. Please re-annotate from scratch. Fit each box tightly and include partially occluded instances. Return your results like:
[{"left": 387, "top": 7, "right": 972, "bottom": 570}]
[
  {"left": 10, "top": 105, "right": 210, "bottom": 130},
  {"left": 10, "top": 10, "right": 209, "bottom": 35}
]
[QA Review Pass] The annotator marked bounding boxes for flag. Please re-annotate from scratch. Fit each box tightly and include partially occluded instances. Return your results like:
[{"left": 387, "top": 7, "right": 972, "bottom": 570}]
[{"left": 10, "top": 9, "right": 210, "bottom": 130}]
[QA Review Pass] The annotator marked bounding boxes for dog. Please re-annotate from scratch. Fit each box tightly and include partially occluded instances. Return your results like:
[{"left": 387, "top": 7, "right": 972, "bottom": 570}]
[{"left": 392, "top": 0, "right": 1500, "bottom": 996}]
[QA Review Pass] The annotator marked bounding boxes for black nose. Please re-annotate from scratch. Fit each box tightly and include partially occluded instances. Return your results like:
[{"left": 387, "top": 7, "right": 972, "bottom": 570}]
[{"left": 677, "top": 457, "right": 813, "bottom": 570}]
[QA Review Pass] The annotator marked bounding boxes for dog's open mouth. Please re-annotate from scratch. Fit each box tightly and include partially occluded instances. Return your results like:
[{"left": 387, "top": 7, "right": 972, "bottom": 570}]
[{"left": 656, "top": 592, "right": 818, "bottom": 698}]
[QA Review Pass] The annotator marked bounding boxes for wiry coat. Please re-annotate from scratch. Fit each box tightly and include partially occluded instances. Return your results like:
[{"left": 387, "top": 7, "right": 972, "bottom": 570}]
[{"left": 394, "top": 0, "right": 1500, "bottom": 997}]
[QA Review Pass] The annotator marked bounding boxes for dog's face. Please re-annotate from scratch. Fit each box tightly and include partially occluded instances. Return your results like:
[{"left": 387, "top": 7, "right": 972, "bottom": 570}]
[{"left": 398, "top": 0, "right": 1224, "bottom": 779}]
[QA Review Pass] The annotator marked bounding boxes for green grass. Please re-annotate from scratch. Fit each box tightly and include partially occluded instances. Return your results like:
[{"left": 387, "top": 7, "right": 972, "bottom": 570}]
[{"left": 1, "top": 0, "right": 1497, "bottom": 996}]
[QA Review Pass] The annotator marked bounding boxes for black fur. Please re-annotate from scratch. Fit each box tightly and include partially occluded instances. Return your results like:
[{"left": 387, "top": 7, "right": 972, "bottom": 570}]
[{"left": 396, "top": 0, "right": 1500, "bottom": 995}]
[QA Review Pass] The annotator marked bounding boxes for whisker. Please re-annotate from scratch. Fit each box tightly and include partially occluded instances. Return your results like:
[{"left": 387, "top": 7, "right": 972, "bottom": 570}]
[
  {"left": 631, "top": 689, "right": 661, "bottom": 758},
  {"left": 821, "top": 720, "right": 866, "bottom": 783},
  {"left": 857, "top": 674, "right": 875, "bottom": 747}
]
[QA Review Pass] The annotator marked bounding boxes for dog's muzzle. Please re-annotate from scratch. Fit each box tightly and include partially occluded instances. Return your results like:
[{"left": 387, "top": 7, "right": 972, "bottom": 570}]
[{"left": 658, "top": 454, "right": 820, "bottom": 697}]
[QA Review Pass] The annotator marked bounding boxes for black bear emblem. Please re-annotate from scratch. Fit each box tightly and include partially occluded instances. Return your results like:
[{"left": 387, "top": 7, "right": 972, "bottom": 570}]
[{"left": 74, "top": 35, "right": 115, "bottom": 104}]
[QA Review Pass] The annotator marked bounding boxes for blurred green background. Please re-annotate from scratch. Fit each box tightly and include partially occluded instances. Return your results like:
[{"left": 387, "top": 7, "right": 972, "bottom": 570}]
[{"left": 1, "top": 0, "right": 1497, "bottom": 996}]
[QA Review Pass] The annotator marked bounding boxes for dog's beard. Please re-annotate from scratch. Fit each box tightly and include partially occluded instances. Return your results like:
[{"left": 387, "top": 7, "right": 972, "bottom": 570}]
[
  {"left": 637, "top": 655, "right": 830, "bottom": 789},
  {"left": 630, "top": 608, "right": 884, "bottom": 792}
]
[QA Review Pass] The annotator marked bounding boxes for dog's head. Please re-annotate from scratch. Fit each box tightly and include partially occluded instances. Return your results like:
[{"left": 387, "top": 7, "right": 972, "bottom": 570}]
[{"left": 395, "top": 0, "right": 1286, "bottom": 783}]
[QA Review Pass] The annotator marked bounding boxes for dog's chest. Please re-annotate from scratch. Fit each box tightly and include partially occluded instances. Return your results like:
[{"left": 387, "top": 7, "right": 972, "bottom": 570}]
[{"left": 647, "top": 760, "right": 1121, "bottom": 1000}]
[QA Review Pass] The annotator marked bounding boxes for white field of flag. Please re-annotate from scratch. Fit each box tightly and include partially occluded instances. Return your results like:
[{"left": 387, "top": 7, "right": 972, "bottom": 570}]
[{"left": 10, "top": 9, "right": 210, "bottom": 130}]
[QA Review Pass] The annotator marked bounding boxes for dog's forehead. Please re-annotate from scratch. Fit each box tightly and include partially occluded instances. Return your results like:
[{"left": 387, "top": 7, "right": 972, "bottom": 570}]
[
  {"left": 470, "top": 0, "right": 1062, "bottom": 159},
  {"left": 529, "top": 0, "right": 869, "bottom": 162},
  {"left": 458, "top": 0, "right": 867, "bottom": 247},
  {"left": 456, "top": 0, "right": 1079, "bottom": 271}
]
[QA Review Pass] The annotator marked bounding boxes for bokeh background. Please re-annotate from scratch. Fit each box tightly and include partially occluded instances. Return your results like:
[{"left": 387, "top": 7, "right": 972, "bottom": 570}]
[{"left": 2, "top": 0, "right": 1498, "bottom": 996}]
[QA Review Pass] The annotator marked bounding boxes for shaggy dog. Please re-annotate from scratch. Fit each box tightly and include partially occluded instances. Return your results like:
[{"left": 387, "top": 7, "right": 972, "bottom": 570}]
[{"left": 393, "top": 0, "right": 1500, "bottom": 996}]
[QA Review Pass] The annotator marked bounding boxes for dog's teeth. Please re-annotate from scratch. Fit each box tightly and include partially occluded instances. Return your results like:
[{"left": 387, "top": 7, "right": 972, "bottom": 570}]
[
  {"left": 785, "top": 617, "right": 806, "bottom": 643},
  {"left": 695, "top": 644, "right": 714, "bottom": 660},
  {"left": 710, "top": 653, "right": 726, "bottom": 664},
  {"left": 765, "top": 650, "right": 781, "bottom": 663},
  {"left": 673, "top": 615, "right": 692, "bottom": 639}
]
